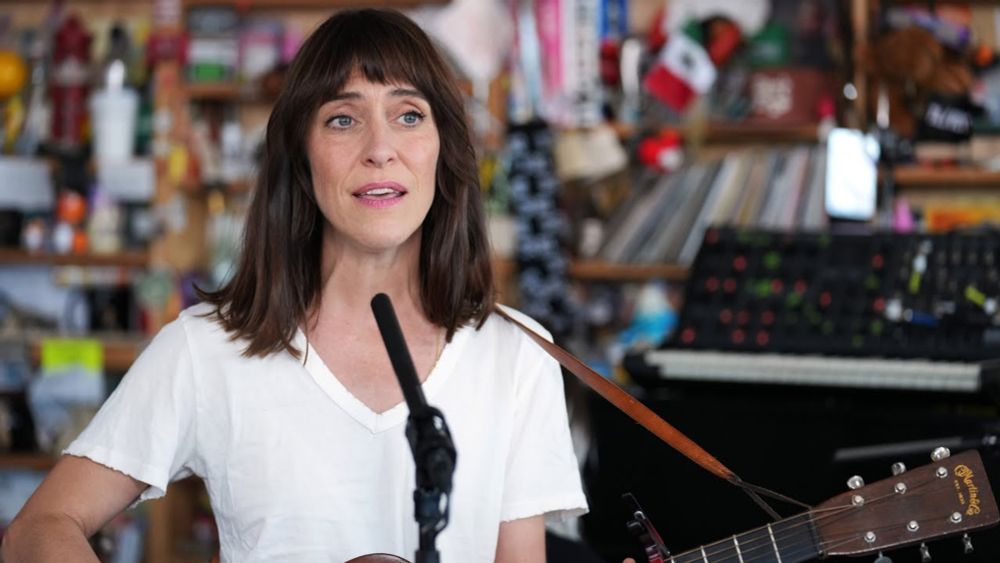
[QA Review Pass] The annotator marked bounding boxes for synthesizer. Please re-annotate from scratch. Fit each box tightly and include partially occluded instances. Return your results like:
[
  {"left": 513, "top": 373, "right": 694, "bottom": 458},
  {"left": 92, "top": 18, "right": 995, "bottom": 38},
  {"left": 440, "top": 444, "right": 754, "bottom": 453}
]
[{"left": 626, "top": 228, "right": 1000, "bottom": 393}]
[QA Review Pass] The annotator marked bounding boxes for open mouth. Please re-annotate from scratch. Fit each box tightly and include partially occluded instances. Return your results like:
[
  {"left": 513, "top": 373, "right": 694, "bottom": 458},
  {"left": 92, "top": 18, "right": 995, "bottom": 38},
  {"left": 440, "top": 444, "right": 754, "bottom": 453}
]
[
  {"left": 353, "top": 183, "right": 407, "bottom": 200},
  {"left": 355, "top": 187, "right": 404, "bottom": 199}
]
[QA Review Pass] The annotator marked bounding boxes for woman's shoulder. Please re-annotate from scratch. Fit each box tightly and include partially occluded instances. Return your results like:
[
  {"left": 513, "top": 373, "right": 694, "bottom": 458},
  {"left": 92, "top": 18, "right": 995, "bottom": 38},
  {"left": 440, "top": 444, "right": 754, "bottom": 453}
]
[
  {"left": 150, "top": 302, "right": 237, "bottom": 356},
  {"left": 473, "top": 304, "right": 555, "bottom": 359},
  {"left": 176, "top": 302, "right": 228, "bottom": 336},
  {"left": 487, "top": 304, "right": 553, "bottom": 342}
]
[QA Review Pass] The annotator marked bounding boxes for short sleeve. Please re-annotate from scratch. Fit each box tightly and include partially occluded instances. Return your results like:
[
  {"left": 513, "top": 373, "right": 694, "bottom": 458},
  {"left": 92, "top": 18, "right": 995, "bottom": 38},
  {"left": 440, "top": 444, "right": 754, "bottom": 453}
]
[
  {"left": 499, "top": 324, "right": 588, "bottom": 522},
  {"left": 64, "top": 316, "right": 199, "bottom": 502}
]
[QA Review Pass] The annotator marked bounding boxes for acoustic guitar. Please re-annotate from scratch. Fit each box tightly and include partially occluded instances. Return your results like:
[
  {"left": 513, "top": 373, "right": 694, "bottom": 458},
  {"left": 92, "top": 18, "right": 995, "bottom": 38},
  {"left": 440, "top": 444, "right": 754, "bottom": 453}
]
[{"left": 347, "top": 450, "right": 997, "bottom": 563}]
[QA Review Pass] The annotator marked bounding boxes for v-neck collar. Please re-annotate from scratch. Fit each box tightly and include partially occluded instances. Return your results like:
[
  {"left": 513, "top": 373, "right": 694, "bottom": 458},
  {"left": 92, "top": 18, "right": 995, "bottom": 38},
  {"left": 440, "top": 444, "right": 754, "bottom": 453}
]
[{"left": 296, "top": 325, "right": 468, "bottom": 434}]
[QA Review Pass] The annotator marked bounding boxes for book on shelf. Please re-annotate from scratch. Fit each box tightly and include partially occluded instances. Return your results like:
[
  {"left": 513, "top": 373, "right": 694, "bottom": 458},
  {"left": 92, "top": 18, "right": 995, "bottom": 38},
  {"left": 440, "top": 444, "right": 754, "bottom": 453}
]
[
  {"left": 676, "top": 156, "right": 743, "bottom": 265},
  {"left": 596, "top": 144, "right": 829, "bottom": 267},
  {"left": 635, "top": 164, "right": 710, "bottom": 264},
  {"left": 654, "top": 161, "right": 722, "bottom": 265},
  {"left": 798, "top": 146, "right": 829, "bottom": 230},
  {"left": 597, "top": 173, "right": 680, "bottom": 263}
]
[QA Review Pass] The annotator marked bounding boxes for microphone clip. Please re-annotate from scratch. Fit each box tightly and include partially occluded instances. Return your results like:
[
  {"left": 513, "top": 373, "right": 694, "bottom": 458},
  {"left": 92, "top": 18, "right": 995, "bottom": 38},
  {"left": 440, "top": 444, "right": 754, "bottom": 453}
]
[{"left": 406, "top": 405, "right": 456, "bottom": 536}]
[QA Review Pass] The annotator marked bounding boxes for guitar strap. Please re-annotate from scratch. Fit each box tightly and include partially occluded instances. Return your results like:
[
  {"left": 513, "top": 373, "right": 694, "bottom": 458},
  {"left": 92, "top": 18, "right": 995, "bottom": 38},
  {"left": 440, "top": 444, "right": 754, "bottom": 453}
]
[{"left": 497, "top": 308, "right": 809, "bottom": 519}]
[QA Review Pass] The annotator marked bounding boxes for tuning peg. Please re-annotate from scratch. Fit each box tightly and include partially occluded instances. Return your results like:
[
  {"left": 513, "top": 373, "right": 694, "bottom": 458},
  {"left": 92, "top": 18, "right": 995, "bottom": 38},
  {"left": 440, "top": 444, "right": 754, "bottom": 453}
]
[
  {"left": 847, "top": 475, "right": 865, "bottom": 490},
  {"left": 891, "top": 462, "right": 906, "bottom": 475},
  {"left": 920, "top": 542, "right": 931, "bottom": 562},
  {"left": 874, "top": 552, "right": 893, "bottom": 563},
  {"left": 963, "top": 533, "right": 974, "bottom": 554},
  {"left": 931, "top": 447, "right": 951, "bottom": 461}
]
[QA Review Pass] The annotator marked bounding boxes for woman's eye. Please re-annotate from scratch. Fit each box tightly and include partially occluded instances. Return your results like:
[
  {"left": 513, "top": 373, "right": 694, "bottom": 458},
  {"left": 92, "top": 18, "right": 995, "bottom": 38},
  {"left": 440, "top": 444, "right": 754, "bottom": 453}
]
[
  {"left": 327, "top": 115, "right": 354, "bottom": 128},
  {"left": 399, "top": 111, "right": 425, "bottom": 126}
]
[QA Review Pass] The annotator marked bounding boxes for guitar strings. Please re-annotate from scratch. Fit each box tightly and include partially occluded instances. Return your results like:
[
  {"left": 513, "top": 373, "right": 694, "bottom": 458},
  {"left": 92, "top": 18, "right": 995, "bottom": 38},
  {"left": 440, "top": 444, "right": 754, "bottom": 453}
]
[{"left": 660, "top": 477, "right": 943, "bottom": 562}]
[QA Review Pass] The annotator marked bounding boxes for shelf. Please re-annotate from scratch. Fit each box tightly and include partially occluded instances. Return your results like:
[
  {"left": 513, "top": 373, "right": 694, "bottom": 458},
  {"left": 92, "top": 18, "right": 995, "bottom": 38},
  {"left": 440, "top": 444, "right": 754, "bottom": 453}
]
[
  {"left": 696, "top": 122, "right": 820, "bottom": 144},
  {"left": 493, "top": 258, "right": 688, "bottom": 282},
  {"left": 893, "top": 166, "right": 1000, "bottom": 188},
  {"left": 0, "top": 249, "right": 149, "bottom": 268},
  {"left": 183, "top": 82, "right": 247, "bottom": 102},
  {"left": 616, "top": 121, "right": 820, "bottom": 144},
  {"left": 0, "top": 453, "right": 59, "bottom": 471},
  {"left": 568, "top": 261, "right": 689, "bottom": 282},
  {"left": 183, "top": 0, "right": 449, "bottom": 8},
  {"left": 27, "top": 332, "right": 147, "bottom": 373}
]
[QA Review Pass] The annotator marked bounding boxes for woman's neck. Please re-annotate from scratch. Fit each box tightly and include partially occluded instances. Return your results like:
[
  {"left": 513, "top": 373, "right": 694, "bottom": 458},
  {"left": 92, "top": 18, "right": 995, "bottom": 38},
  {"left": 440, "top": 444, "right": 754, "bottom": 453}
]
[{"left": 312, "top": 231, "right": 425, "bottom": 327}]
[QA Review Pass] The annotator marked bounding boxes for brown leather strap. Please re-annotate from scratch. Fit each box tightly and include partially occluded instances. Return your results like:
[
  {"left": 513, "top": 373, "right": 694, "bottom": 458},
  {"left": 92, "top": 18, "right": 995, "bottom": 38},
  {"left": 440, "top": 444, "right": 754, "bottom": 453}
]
[
  {"left": 497, "top": 308, "right": 812, "bottom": 516},
  {"left": 496, "top": 308, "right": 736, "bottom": 482},
  {"left": 497, "top": 308, "right": 812, "bottom": 517}
]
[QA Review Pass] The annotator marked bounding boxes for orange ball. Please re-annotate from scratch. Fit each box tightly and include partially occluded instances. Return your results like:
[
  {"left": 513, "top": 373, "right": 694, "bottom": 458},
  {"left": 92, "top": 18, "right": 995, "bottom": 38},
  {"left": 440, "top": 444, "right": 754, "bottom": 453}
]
[
  {"left": 0, "top": 50, "right": 28, "bottom": 99},
  {"left": 57, "top": 191, "right": 88, "bottom": 225}
]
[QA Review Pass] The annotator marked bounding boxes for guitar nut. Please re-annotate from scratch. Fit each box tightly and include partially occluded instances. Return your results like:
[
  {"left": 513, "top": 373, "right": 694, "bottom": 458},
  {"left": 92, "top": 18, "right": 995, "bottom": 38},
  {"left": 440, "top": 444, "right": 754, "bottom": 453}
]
[
  {"left": 908, "top": 521, "right": 919, "bottom": 532},
  {"left": 951, "top": 512, "right": 963, "bottom": 524},
  {"left": 852, "top": 494, "right": 865, "bottom": 506},
  {"left": 865, "top": 531, "right": 877, "bottom": 544},
  {"left": 936, "top": 467, "right": 949, "bottom": 479},
  {"left": 894, "top": 482, "right": 908, "bottom": 494}
]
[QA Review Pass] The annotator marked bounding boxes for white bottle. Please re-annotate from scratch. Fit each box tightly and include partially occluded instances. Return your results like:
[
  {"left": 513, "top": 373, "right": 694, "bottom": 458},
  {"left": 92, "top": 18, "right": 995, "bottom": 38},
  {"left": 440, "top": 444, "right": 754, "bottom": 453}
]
[{"left": 90, "top": 60, "right": 138, "bottom": 162}]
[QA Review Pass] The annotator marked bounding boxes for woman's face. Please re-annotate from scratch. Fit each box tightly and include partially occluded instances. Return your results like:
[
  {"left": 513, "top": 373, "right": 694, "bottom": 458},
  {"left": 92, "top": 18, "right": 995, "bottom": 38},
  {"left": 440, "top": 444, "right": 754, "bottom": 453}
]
[{"left": 306, "top": 74, "right": 440, "bottom": 255}]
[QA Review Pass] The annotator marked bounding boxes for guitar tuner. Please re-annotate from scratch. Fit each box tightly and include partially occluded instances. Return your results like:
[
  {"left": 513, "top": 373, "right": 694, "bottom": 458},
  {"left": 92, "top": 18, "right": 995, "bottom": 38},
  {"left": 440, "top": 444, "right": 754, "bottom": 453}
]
[
  {"left": 873, "top": 552, "right": 893, "bottom": 563},
  {"left": 891, "top": 462, "right": 906, "bottom": 475},
  {"left": 930, "top": 446, "right": 951, "bottom": 461},
  {"left": 622, "top": 493, "right": 670, "bottom": 563},
  {"left": 920, "top": 542, "right": 932, "bottom": 562},
  {"left": 963, "top": 533, "right": 974, "bottom": 554}
]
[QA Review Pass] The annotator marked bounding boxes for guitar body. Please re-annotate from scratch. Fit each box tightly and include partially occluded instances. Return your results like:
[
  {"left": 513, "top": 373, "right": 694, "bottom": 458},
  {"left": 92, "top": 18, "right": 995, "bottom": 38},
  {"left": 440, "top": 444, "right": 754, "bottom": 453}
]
[{"left": 345, "top": 554, "right": 410, "bottom": 563}]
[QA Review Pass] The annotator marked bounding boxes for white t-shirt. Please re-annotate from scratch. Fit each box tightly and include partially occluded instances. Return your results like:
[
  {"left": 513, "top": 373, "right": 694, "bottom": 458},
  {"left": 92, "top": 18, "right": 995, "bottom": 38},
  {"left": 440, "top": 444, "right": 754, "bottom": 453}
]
[{"left": 66, "top": 302, "right": 588, "bottom": 562}]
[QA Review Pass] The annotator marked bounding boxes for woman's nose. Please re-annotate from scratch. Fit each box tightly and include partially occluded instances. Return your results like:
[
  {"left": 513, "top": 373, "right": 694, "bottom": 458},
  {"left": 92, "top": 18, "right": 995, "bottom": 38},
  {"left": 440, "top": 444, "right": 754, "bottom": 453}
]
[{"left": 363, "top": 122, "right": 397, "bottom": 168}]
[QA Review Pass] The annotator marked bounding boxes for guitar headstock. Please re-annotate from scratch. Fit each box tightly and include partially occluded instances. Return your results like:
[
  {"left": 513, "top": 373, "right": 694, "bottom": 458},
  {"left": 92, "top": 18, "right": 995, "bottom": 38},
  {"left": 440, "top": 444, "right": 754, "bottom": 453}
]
[
  {"left": 623, "top": 493, "right": 670, "bottom": 563},
  {"left": 815, "top": 449, "right": 999, "bottom": 557}
]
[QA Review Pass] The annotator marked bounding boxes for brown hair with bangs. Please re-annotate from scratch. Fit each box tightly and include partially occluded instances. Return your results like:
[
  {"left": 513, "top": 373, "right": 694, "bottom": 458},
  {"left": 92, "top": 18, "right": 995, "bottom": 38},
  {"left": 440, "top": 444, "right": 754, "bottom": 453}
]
[{"left": 198, "top": 8, "right": 495, "bottom": 358}]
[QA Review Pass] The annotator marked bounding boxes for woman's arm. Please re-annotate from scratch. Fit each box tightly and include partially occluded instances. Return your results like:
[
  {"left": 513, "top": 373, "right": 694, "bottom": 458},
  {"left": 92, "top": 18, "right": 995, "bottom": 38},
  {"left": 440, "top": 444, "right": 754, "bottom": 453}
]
[
  {"left": 495, "top": 515, "right": 545, "bottom": 563},
  {"left": 1, "top": 455, "right": 148, "bottom": 562}
]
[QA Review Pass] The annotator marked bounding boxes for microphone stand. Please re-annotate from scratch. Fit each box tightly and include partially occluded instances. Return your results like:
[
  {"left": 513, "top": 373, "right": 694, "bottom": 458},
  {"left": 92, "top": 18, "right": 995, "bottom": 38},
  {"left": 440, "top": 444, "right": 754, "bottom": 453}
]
[
  {"left": 371, "top": 294, "right": 457, "bottom": 563},
  {"left": 408, "top": 405, "right": 456, "bottom": 563}
]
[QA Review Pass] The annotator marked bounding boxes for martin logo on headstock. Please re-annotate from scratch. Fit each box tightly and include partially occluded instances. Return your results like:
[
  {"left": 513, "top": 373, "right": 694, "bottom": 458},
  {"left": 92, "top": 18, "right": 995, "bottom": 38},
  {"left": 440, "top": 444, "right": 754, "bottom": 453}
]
[{"left": 627, "top": 449, "right": 999, "bottom": 563}]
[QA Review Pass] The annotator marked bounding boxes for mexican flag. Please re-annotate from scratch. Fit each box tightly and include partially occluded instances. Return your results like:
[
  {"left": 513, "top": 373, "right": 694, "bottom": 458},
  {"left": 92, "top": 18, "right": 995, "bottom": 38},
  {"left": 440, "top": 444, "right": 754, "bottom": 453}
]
[{"left": 644, "top": 28, "right": 717, "bottom": 112}]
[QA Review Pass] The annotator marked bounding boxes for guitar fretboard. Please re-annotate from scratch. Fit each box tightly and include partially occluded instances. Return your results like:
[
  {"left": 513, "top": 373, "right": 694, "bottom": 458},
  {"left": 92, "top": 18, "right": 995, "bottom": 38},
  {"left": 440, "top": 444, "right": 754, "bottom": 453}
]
[{"left": 667, "top": 512, "right": 819, "bottom": 563}]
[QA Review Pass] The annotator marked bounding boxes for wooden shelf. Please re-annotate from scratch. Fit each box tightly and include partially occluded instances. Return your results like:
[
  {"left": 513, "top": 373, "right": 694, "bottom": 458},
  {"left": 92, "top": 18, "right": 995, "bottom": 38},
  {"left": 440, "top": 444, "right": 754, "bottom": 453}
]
[
  {"left": 27, "top": 332, "right": 147, "bottom": 373},
  {"left": 0, "top": 249, "right": 149, "bottom": 268},
  {"left": 568, "top": 261, "right": 689, "bottom": 282},
  {"left": 183, "top": 0, "right": 449, "bottom": 7},
  {"left": 616, "top": 121, "right": 819, "bottom": 144},
  {"left": 697, "top": 122, "right": 820, "bottom": 144},
  {"left": 493, "top": 258, "right": 688, "bottom": 282},
  {"left": 183, "top": 82, "right": 247, "bottom": 101},
  {"left": 0, "top": 453, "right": 59, "bottom": 471},
  {"left": 893, "top": 166, "right": 1000, "bottom": 188}
]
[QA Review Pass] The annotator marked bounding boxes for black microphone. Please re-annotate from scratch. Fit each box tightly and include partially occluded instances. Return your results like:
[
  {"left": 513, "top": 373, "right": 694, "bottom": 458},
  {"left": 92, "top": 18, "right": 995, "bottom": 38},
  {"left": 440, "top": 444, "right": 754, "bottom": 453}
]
[
  {"left": 371, "top": 292, "right": 430, "bottom": 417},
  {"left": 371, "top": 293, "right": 456, "bottom": 563}
]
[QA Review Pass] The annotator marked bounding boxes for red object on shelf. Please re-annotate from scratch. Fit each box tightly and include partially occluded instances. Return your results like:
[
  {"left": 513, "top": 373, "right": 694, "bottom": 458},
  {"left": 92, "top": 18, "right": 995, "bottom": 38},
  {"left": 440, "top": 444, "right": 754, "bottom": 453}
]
[{"left": 50, "top": 15, "right": 91, "bottom": 148}]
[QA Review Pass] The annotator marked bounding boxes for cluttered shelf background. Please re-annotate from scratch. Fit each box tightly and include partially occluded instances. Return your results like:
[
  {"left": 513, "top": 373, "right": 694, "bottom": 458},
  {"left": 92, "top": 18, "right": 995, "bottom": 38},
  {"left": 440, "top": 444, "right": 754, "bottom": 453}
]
[{"left": 2, "top": 0, "right": 1000, "bottom": 562}]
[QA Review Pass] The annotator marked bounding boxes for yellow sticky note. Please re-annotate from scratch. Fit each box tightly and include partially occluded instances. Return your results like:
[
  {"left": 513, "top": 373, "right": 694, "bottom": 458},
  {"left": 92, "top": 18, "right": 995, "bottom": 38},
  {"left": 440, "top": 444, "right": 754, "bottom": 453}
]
[{"left": 40, "top": 339, "right": 103, "bottom": 374}]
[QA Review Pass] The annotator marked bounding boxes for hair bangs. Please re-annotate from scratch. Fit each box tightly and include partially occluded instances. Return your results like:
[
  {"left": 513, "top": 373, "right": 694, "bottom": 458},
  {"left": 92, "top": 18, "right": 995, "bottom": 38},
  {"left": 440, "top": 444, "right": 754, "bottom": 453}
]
[{"left": 298, "top": 11, "right": 439, "bottom": 116}]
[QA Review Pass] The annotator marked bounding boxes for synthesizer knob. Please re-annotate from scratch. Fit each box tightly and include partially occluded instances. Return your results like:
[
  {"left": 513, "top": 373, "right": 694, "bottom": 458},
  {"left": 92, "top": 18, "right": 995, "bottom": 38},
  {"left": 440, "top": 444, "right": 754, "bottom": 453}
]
[
  {"left": 891, "top": 462, "right": 906, "bottom": 476},
  {"left": 930, "top": 447, "right": 951, "bottom": 462},
  {"left": 847, "top": 475, "right": 865, "bottom": 490},
  {"left": 963, "top": 533, "right": 973, "bottom": 554},
  {"left": 920, "top": 542, "right": 931, "bottom": 562}
]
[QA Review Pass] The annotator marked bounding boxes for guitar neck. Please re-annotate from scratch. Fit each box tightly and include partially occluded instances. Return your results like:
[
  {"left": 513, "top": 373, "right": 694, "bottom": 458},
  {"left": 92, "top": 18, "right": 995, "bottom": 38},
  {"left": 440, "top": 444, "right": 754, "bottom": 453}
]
[{"left": 667, "top": 512, "right": 820, "bottom": 563}]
